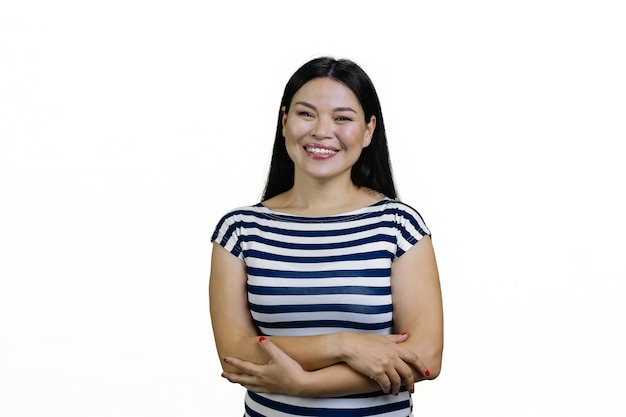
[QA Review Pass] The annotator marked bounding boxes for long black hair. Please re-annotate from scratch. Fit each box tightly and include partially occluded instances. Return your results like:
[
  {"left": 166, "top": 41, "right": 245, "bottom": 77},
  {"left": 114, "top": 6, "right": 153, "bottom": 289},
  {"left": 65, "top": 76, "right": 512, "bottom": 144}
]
[{"left": 262, "top": 57, "right": 397, "bottom": 200}]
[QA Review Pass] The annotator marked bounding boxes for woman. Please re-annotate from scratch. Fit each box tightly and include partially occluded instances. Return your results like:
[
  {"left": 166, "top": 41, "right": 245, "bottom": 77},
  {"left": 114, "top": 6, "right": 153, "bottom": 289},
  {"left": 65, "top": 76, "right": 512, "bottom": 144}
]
[{"left": 210, "top": 57, "right": 443, "bottom": 416}]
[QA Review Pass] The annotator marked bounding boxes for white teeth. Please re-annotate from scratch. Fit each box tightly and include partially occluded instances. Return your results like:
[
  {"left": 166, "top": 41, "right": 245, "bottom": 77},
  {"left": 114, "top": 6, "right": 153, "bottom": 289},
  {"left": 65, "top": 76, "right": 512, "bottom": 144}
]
[{"left": 307, "top": 147, "right": 337, "bottom": 154}]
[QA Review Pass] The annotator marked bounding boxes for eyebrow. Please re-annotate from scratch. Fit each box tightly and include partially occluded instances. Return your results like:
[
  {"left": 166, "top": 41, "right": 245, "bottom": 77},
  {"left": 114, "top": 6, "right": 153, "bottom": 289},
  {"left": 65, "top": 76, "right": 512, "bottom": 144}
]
[{"left": 294, "top": 101, "right": 358, "bottom": 113}]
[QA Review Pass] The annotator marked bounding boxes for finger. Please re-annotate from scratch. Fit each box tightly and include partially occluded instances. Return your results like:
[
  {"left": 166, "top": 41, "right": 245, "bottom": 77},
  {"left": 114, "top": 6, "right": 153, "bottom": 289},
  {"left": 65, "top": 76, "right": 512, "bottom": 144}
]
[
  {"left": 395, "top": 360, "right": 415, "bottom": 394},
  {"left": 223, "top": 356, "right": 263, "bottom": 375},
  {"left": 397, "top": 348, "right": 427, "bottom": 376},
  {"left": 385, "top": 333, "right": 409, "bottom": 344},
  {"left": 372, "top": 371, "right": 392, "bottom": 394},
  {"left": 409, "top": 356, "right": 431, "bottom": 379},
  {"left": 222, "top": 371, "right": 267, "bottom": 392},
  {"left": 257, "top": 336, "right": 290, "bottom": 362},
  {"left": 221, "top": 370, "right": 245, "bottom": 385},
  {"left": 387, "top": 369, "right": 402, "bottom": 395}
]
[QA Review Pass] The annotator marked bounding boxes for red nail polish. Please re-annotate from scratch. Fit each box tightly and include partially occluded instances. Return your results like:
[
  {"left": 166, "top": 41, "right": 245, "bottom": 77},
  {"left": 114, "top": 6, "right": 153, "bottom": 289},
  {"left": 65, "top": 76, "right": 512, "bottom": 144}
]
[
  {"left": 401, "top": 332, "right": 407, "bottom": 336},
  {"left": 223, "top": 357, "right": 229, "bottom": 363},
  {"left": 424, "top": 368, "right": 431, "bottom": 377},
  {"left": 259, "top": 336, "right": 266, "bottom": 343},
  {"left": 410, "top": 387, "right": 415, "bottom": 393},
  {"left": 221, "top": 372, "right": 226, "bottom": 378}
]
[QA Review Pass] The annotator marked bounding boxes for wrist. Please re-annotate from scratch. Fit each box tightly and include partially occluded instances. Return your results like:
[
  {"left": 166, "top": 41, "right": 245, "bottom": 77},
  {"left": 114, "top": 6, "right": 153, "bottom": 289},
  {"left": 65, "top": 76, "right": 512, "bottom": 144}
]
[{"left": 295, "top": 370, "right": 318, "bottom": 398}]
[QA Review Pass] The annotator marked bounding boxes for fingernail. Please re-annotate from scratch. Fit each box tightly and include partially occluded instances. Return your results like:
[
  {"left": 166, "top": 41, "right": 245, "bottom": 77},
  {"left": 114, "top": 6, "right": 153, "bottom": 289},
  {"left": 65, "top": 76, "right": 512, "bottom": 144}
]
[
  {"left": 410, "top": 387, "right": 415, "bottom": 393},
  {"left": 259, "top": 336, "right": 266, "bottom": 343},
  {"left": 223, "top": 357, "right": 229, "bottom": 363},
  {"left": 401, "top": 332, "right": 407, "bottom": 336},
  {"left": 221, "top": 372, "right": 226, "bottom": 378},
  {"left": 424, "top": 368, "right": 431, "bottom": 377}
]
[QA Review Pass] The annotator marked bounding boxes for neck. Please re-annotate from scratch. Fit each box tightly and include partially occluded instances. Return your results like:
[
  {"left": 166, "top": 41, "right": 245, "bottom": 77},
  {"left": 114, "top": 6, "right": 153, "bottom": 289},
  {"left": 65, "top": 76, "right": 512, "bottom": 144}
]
[
  {"left": 262, "top": 171, "right": 385, "bottom": 217},
  {"left": 289, "top": 176, "right": 360, "bottom": 209}
]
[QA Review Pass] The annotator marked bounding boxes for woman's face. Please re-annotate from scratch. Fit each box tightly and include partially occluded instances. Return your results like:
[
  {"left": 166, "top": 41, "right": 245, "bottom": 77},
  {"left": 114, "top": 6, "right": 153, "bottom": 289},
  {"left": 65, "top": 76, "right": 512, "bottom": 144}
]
[{"left": 282, "top": 77, "right": 376, "bottom": 183}]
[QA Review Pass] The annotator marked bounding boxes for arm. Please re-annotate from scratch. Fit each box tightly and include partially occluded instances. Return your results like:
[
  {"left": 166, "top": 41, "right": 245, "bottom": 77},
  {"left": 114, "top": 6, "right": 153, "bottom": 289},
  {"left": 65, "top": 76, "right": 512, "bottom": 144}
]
[
  {"left": 209, "top": 242, "right": 347, "bottom": 373},
  {"left": 209, "top": 242, "right": 424, "bottom": 395},
  {"left": 390, "top": 235, "right": 444, "bottom": 380},
  {"left": 222, "top": 337, "right": 384, "bottom": 397}
]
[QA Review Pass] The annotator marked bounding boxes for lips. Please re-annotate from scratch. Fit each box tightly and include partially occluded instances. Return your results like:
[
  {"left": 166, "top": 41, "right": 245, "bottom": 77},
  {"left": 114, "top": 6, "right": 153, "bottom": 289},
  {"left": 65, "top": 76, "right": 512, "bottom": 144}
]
[{"left": 304, "top": 144, "right": 339, "bottom": 157}]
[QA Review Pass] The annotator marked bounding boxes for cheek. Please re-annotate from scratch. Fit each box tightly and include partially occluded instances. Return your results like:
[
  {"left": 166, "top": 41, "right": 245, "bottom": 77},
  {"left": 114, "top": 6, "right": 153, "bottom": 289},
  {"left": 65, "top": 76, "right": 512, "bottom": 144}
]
[
  {"left": 283, "top": 126, "right": 295, "bottom": 144},
  {"left": 284, "top": 121, "right": 307, "bottom": 141},
  {"left": 340, "top": 127, "right": 368, "bottom": 147},
  {"left": 282, "top": 126, "right": 302, "bottom": 154}
]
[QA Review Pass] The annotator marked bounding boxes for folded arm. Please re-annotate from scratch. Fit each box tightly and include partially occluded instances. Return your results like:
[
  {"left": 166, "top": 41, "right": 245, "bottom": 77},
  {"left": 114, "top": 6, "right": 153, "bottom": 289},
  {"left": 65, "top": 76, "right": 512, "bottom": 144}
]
[{"left": 209, "top": 236, "right": 443, "bottom": 396}]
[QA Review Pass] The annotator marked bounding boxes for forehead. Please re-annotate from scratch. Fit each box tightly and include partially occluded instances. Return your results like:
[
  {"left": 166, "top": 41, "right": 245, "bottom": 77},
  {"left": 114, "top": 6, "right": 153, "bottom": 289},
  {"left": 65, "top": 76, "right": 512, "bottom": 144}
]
[{"left": 291, "top": 77, "right": 362, "bottom": 109}]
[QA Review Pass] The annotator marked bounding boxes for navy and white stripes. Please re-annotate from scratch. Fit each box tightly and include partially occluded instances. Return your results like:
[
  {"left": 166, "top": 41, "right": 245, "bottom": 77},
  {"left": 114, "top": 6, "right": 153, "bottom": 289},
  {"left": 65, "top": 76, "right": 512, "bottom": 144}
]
[{"left": 211, "top": 198, "right": 429, "bottom": 416}]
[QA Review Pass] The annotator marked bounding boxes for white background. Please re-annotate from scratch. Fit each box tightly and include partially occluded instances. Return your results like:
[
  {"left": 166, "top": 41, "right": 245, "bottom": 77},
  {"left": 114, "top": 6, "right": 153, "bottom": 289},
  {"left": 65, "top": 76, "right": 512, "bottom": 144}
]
[{"left": 1, "top": 1, "right": 625, "bottom": 416}]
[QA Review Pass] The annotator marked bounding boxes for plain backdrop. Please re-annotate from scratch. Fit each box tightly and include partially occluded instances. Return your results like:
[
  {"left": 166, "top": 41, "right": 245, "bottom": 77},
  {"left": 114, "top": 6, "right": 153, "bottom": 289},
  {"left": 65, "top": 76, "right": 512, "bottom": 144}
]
[{"left": 1, "top": 1, "right": 625, "bottom": 416}]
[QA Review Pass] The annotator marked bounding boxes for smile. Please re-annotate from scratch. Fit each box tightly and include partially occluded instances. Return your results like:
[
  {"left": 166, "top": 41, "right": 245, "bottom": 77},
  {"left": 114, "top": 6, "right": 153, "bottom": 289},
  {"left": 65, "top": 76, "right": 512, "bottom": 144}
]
[{"left": 305, "top": 146, "right": 338, "bottom": 155}]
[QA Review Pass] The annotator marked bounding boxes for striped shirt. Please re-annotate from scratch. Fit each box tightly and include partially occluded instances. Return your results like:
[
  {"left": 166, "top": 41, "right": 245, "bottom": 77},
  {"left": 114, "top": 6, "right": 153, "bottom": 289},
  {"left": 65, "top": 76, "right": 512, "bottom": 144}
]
[{"left": 211, "top": 198, "right": 430, "bottom": 417}]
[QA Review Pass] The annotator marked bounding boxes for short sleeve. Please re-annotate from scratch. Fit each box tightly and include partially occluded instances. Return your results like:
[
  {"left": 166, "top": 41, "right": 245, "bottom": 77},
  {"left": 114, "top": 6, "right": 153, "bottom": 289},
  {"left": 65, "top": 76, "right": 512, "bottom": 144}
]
[
  {"left": 211, "top": 210, "right": 244, "bottom": 259},
  {"left": 392, "top": 202, "right": 431, "bottom": 259}
]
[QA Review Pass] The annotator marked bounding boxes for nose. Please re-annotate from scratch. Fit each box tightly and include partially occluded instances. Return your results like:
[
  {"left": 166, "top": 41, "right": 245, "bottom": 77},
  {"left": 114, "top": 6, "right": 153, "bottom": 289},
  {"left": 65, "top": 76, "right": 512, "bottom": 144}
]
[{"left": 311, "top": 115, "right": 332, "bottom": 139}]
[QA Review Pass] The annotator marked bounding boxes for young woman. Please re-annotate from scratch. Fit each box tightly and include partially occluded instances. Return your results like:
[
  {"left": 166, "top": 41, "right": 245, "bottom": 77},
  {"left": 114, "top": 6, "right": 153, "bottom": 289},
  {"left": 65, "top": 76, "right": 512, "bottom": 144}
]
[{"left": 210, "top": 57, "right": 443, "bottom": 416}]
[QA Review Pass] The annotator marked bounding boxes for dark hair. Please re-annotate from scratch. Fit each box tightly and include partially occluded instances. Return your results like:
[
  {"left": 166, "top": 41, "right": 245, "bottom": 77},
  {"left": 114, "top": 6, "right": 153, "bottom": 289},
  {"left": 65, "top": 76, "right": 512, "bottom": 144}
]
[{"left": 262, "top": 57, "right": 397, "bottom": 200}]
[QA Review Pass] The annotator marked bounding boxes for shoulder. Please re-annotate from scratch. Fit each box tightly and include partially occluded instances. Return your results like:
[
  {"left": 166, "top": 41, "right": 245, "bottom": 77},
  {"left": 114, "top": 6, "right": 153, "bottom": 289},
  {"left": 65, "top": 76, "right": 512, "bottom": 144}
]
[
  {"left": 376, "top": 199, "right": 430, "bottom": 237},
  {"left": 378, "top": 199, "right": 426, "bottom": 219},
  {"left": 211, "top": 204, "right": 267, "bottom": 238},
  {"left": 213, "top": 203, "right": 277, "bottom": 225}
]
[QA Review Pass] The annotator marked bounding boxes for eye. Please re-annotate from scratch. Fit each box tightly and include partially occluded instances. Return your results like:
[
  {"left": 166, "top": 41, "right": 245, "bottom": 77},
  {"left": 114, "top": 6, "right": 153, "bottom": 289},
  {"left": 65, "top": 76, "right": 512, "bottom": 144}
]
[
  {"left": 298, "top": 111, "right": 315, "bottom": 118},
  {"left": 335, "top": 115, "right": 353, "bottom": 122}
]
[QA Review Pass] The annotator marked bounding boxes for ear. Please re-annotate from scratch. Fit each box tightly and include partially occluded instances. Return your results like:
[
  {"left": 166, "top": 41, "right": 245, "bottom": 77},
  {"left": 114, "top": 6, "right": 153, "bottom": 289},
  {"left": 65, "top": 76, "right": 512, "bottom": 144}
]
[
  {"left": 363, "top": 115, "right": 376, "bottom": 148},
  {"left": 281, "top": 106, "right": 288, "bottom": 137}
]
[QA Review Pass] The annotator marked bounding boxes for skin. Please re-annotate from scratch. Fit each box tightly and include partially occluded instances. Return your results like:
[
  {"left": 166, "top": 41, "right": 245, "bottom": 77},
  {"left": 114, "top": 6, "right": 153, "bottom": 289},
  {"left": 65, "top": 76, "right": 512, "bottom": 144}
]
[
  {"left": 282, "top": 77, "right": 374, "bottom": 194},
  {"left": 209, "top": 77, "right": 443, "bottom": 397}
]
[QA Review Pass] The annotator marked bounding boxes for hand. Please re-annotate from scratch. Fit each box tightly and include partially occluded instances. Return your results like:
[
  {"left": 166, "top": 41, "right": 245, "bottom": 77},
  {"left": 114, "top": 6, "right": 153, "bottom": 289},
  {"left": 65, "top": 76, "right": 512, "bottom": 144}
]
[
  {"left": 221, "top": 337, "right": 310, "bottom": 396},
  {"left": 340, "top": 332, "right": 428, "bottom": 395}
]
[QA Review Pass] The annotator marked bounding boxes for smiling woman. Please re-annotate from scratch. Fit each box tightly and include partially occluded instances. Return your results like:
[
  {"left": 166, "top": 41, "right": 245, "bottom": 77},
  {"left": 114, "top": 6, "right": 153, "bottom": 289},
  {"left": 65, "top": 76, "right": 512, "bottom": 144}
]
[
  {"left": 209, "top": 57, "right": 443, "bottom": 417},
  {"left": 280, "top": 78, "right": 375, "bottom": 183}
]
